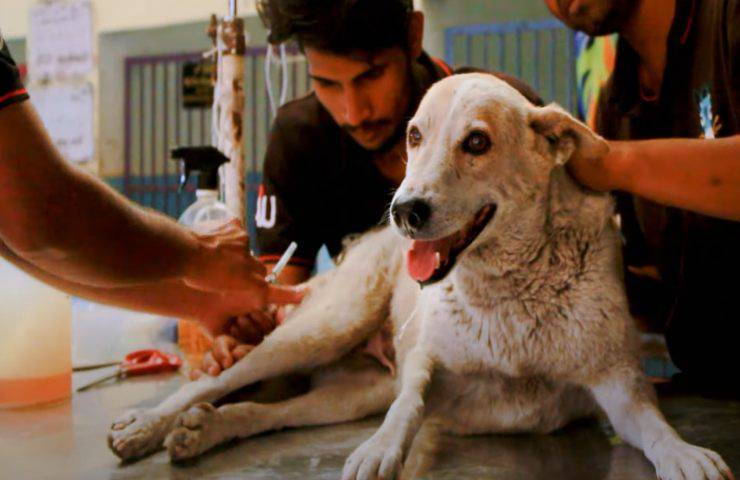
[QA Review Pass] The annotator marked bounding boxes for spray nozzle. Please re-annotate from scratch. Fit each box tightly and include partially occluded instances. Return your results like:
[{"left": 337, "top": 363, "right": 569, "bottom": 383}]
[{"left": 171, "top": 146, "right": 230, "bottom": 193}]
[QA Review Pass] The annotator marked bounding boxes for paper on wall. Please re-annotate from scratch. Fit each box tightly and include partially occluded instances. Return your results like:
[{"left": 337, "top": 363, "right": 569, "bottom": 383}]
[
  {"left": 28, "top": 0, "right": 94, "bottom": 81},
  {"left": 30, "top": 83, "right": 94, "bottom": 164}
]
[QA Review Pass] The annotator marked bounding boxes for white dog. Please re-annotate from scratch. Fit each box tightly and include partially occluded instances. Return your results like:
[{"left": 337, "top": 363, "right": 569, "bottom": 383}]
[{"left": 108, "top": 73, "right": 732, "bottom": 480}]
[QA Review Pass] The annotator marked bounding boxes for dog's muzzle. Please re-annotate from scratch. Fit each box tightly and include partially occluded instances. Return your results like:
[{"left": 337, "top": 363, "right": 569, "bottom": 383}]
[{"left": 391, "top": 198, "right": 431, "bottom": 237}]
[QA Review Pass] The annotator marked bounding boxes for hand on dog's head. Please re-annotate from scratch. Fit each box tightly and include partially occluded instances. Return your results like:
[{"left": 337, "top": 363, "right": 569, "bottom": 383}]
[{"left": 529, "top": 104, "right": 611, "bottom": 187}]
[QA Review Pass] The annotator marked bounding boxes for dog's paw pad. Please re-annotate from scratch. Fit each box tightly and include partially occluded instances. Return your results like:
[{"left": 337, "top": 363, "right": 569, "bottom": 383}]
[
  {"left": 166, "top": 427, "right": 204, "bottom": 461},
  {"left": 165, "top": 403, "right": 225, "bottom": 461},
  {"left": 107, "top": 409, "right": 175, "bottom": 461},
  {"left": 110, "top": 410, "right": 139, "bottom": 431}
]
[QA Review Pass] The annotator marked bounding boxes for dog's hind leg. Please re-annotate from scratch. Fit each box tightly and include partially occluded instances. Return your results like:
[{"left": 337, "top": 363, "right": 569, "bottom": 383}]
[
  {"left": 165, "top": 358, "right": 395, "bottom": 461},
  {"left": 108, "top": 227, "right": 402, "bottom": 461},
  {"left": 588, "top": 365, "right": 733, "bottom": 480}
]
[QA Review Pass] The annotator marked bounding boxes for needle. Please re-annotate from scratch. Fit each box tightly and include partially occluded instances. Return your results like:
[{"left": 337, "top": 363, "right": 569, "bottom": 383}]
[{"left": 265, "top": 241, "right": 298, "bottom": 284}]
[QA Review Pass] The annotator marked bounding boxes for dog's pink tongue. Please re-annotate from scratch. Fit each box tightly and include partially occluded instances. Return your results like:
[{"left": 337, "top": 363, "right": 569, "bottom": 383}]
[{"left": 407, "top": 240, "right": 438, "bottom": 282}]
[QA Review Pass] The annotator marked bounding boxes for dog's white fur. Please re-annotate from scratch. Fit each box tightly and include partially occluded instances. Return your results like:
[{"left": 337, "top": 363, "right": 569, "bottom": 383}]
[{"left": 107, "top": 74, "right": 732, "bottom": 480}]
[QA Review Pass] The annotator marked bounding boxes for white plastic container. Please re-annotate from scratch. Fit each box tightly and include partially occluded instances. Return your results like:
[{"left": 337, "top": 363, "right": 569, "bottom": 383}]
[
  {"left": 0, "top": 258, "right": 72, "bottom": 408},
  {"left": 177, "top": 188, "right": 238, "bottom": 368},
  {"left": 178, "top": 189, "right": 236, "bottom": 227}
]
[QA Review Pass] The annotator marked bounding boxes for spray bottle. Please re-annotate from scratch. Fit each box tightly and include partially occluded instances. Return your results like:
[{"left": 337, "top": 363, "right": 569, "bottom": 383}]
[
  {"left": 171, "top": 146, "right": 237, "bottom": 367},
  {"left": 171, "top": 146, "right": 236, "bottom": 227}
]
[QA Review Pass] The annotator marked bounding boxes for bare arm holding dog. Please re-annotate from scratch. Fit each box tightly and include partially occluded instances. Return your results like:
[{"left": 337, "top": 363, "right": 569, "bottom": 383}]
[
  {"left": 196, "top": 264, "right": 304, "bottom": 377},
  {"left": 0, "top": 239, "right": 301, "bottom": 336},
  {"left": 0, "top": 101, "right": 296, "bottom": 298},
  {"left": 569, "top": 135, "right": 740, "bottom": 221}
]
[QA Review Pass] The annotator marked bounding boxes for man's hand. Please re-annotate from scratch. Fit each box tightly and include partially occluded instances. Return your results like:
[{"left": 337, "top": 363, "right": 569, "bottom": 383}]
[
  {"left": 189, "top": 296, "right": 305, "bottom": 378},
  {"left": 566, "top": 140, "right": 630, "bottom": 192},
  {"left": 184, "top": 218, "right": 267, "bottom": 291},
  {"left": 189, "top": 335, "right": 254, "bottom": 380},
  {"left": 180, "top": 219, "right": 304, "bottom": 335},
  {"left": 226, "top": 310, "right": 277, "bottom": 343},
  {"left": 197, "top": 292, "right": 303, "bottom": 337}
]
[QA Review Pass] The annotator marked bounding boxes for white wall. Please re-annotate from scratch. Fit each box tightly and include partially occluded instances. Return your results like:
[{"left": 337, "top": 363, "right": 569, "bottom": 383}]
[{"left": 1, "top": 0, "right": 258, "bottom": 39}]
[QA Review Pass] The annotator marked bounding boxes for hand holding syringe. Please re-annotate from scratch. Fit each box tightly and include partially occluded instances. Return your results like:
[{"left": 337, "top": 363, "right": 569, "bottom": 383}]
[{"left": 193, "top": 241, "right": 301, "bottom": 378}]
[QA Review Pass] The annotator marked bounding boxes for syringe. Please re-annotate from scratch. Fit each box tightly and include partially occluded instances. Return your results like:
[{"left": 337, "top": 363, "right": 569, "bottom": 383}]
[{"left": 265, "top": 241, "right": 298, "bottom": 284}]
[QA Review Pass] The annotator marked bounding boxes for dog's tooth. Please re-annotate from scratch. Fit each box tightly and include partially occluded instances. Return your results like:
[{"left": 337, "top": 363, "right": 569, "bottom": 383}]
[{"left": 435, "top": 252, "right": 441, "bottom": 268}]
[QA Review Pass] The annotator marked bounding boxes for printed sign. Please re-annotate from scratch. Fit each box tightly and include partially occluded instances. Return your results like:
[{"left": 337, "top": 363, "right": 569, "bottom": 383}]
[{"left": 28, "top": 0, "right": 94, "bottom": 81}]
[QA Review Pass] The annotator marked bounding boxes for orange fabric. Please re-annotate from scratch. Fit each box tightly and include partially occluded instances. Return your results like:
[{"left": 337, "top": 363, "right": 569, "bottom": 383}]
[
  {"left": 431, "top": 57, "right": 453, "bottom": 77},
  {"left": 178, "top": 320, "right": 213, "bottom": 369}
]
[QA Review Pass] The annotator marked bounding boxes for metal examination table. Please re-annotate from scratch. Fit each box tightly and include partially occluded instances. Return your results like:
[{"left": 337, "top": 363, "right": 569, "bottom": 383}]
[{"left": 1, "top": 302, "right": 737, "bottom": 479}]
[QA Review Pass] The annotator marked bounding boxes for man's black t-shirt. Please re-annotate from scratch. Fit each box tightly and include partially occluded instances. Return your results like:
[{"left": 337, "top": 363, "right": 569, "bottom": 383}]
[
  {"left": 256, "top": 53, "right": 543, "bottom": 268},
  {"left": 255, "top": 53, "right": 449, "bottom": 267},
  {"left": 0, "top": 32, "right": 29, "bottom": 110},
  {"left": 256, "top": 95, "right": 400, "bottom": 267},
  {"left": 596, "top": 0, "right": 739, "bottom": 376}
]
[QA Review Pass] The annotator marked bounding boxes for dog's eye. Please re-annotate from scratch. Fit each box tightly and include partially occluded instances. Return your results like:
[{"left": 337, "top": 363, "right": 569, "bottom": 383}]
[
  {"left": 408, "top": 126, "right": 422, "bottom": 148},
  {"left": 462, "top": 131, "right": 491, "bottom": 155}
]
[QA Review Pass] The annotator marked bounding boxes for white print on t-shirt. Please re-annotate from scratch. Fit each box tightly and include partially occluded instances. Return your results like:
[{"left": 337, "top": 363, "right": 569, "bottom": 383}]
[
  {"left": 255, "top": 185, "right": 277, "bottom": 229},
  {"left": 696, "top": 86, "right": 722, "bottom": 139}
]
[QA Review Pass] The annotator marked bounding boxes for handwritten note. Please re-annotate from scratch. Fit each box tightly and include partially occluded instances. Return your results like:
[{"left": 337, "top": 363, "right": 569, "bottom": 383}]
[{"left": 28, "top": 0, "right": 94, "bottom": 81}]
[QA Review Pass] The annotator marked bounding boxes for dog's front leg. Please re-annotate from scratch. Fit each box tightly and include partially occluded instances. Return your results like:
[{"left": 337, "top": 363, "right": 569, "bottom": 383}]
[
  {"left": 107, "top": 368, "right": 235, "bottom": 461},
  {"left": 109, "top": 228, "right": 402, "bottom": 461},
  {"left": 342, "top": 346, "right": 434, "bottom": 480},
  {"left": 588, "top": 368, "right": 733, "bottom": 480}
]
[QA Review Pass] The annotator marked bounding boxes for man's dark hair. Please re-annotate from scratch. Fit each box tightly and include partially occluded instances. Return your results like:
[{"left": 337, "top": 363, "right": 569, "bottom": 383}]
[{"left": 258, "top": 0, "right": 414, "bottom": 54}]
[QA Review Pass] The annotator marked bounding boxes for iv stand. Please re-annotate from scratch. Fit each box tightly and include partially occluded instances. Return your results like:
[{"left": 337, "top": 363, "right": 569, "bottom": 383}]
[{"left": 209, "top": 0, "right": 247, "bottom": 223}]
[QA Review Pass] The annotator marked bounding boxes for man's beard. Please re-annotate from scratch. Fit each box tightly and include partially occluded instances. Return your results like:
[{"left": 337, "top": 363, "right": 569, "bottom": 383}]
[
  {"left": 565, "top": 0, "right": 638, "bottom": 36},
  {"left": 340, "top": 58, "right": 416, "bottom": 153},
  {"left": 365, "top": 117, "right": 408, "bottom": 154}
]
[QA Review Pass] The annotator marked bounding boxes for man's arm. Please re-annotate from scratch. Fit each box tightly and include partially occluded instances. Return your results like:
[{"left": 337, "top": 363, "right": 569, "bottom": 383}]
[
  {"left": 568, "top": 135, "right": 740, "bottom": 221},
  {"left": 0, "top": 101, "right": 284, "bottom": 296},
  {"left": 0, "top": 239, "right": 295, "bottom": 336}
]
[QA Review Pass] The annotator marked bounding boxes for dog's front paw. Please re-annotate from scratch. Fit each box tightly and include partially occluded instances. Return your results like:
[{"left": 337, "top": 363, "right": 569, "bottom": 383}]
[
  {"left": 342, "top": 432, "right": 404, "bottom": 480},
  {"left": 107, "top": 409, "right": 176, "bottom": 461},
  {"left": 165, "top": 403, "right": 229, "bottom": 462},
  {"left": 650, "top": 439, "right": 733, "bottom": 480}
]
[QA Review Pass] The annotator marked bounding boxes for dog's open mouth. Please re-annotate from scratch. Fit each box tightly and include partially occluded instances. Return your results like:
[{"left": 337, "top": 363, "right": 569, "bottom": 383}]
[{"left": 406, "top": 204, "right": 497, "bottom": 286}]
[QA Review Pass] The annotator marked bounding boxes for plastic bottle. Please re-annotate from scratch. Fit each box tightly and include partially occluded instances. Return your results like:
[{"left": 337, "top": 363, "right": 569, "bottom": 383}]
[
  {"left": 172, "top": 146, "right": 237, "bottom": 227},
  {"left": 0, "top": 259, "right": 71, "bottom": 408},
  {"left": 171, "top": 146, "right": 236, "bottom": 367}
]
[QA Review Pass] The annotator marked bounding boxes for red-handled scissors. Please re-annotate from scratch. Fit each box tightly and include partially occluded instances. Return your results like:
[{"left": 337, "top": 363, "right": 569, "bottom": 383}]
[{"left": 76, "top": 349, "right": 182, "bottom": 392}]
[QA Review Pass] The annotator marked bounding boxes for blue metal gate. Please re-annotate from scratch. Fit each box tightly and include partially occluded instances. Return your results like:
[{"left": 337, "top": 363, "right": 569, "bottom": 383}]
[
  {"left": 445, "top": 18, "right": 577, "bottom": 112},
  {"left": 123, "top": 48, "right": 310, "bottom": 240},
  {"left": 124, "top": 19, "right": 578, "bottom": 236}
]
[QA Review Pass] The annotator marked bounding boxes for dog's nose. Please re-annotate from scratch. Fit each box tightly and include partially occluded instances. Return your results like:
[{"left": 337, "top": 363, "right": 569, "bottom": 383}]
[{"left": 392, "top": 199, "right": 431, "bottom": 232}]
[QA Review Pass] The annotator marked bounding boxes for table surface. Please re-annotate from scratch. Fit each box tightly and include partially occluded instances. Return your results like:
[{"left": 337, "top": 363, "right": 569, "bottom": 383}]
[{"left": 1, "top": 302, "right": 738, "bottom": 480}]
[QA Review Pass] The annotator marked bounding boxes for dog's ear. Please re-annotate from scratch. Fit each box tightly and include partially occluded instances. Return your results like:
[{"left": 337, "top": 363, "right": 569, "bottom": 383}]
[{"left": 528, "top": 103, "right": 608, "bottom": 166}]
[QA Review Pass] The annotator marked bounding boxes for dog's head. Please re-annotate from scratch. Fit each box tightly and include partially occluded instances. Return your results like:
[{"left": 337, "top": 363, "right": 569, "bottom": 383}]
[{"left": 390, "top": 73, "right": 608, "bottom": 286}]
